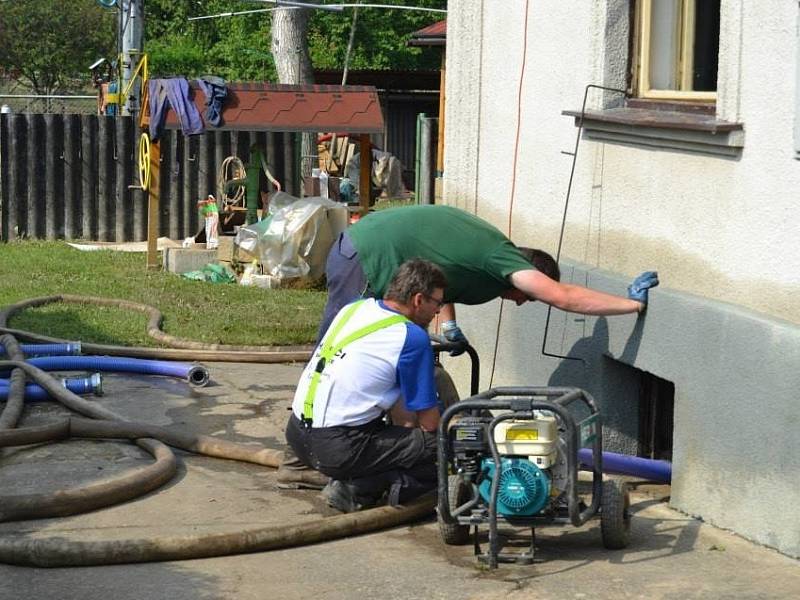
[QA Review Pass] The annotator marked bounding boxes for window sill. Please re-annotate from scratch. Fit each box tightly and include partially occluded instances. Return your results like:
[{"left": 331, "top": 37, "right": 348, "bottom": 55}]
[{"left": 561, "top": 106, "right": 744, "bottom": 158}]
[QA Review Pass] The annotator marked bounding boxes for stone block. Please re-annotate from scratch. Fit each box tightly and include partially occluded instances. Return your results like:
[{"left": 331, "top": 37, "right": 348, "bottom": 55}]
[{"left": 162, "top": 245, "right": 219, "bottom": 274}]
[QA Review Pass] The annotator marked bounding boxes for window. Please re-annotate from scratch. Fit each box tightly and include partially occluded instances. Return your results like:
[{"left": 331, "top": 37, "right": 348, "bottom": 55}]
[
  {"left": 563, "top": 0, "right": 741, "bottom": 157},
  {"left": 635, "top": 0, "right": 720, "bottom": 101}
]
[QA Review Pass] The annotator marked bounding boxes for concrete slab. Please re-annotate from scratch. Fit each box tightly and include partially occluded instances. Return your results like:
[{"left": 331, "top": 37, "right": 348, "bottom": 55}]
[
  {"left": 162, "top": 246, "right": 219, "bottom": 274},
  {"left": 1, "top": 362, "right": 797, "bottom": 599}
]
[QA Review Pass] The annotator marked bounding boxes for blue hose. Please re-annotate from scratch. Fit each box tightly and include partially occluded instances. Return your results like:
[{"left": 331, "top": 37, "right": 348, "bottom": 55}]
[
  {"left": 0, "top": 374, "right": 102, "bottom": 402},
  {"left": 578, "top": 448, "right": 672, "bottom": 483},
  {"left": 0, "top": 342, "right": 82, "bottom": 358},
  {"left": 0, "top": 356, "right": 210, "bottom": 387}
]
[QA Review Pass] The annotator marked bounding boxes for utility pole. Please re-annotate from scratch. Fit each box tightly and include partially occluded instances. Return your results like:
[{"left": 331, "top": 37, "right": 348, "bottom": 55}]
[{"left": 120, "top": 0, "right": 144, "bottom": 116}]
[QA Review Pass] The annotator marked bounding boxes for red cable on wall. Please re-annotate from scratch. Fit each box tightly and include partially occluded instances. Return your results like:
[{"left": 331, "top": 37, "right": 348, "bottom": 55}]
[{"left": 489, "top": 0, "right": 530, "bottom": 387}]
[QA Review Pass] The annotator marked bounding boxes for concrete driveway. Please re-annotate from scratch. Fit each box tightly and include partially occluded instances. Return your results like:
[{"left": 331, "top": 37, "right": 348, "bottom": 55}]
[{"left": 1, "top": 361, "right": 797, "bottom": 600}]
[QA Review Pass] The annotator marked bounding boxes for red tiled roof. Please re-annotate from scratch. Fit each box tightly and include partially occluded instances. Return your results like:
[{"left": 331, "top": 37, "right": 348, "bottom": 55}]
[
  {"left": 408, "top": 20, "right": 446, "bottom": 46},
  {"left": 162, "top": 83, "right": 384, "bottom": 133},
  {"left": 414, "top": 20, "right": 446, "bottom": 37}
]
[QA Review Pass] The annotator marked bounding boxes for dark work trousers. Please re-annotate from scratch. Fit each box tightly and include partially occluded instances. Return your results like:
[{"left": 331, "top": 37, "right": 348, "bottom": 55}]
[
  {"left": 285, "top": 413, "right": 437, "bottom": 496},
  {"left": 317, "top": 232, "right": 375, "bottom": 343}
]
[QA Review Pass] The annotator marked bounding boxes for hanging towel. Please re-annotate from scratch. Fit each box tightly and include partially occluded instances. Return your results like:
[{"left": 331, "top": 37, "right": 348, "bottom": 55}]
[
  {"left": 197, "top": 76, "right": 227, "bottom": 127},
  {"left": 148, "top": 78, "right": 204, "bottom": 142}
]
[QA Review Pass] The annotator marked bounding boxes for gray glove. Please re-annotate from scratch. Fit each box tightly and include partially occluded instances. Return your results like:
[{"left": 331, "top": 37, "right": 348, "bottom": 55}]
[{"left": 441, "top": 320, "right": 468, "bottom": 357}]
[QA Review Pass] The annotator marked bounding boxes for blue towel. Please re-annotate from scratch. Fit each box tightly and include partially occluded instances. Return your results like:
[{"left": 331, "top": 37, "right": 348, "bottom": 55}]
[
  {"left": 197, "top": 76, "right": 227, "bottom": 127},
  {"left": 148, "top": 78, "right": 204, "bottom": 141}
]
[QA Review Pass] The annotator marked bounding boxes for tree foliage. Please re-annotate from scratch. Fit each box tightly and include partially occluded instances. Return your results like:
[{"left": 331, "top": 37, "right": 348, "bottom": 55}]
[
  {"left": 145, "top": 0, "right": 446, "bottom": 81},
  {"left": 145, "top": 1, "right": 274, "bottom": 81},
  {"left": 0, "top": 1, "right": 446, "bottom": 95},
  {"left": 308, "top": 1, "right": 445, "bottom": 72},
  {"left": 0, "top": 0, "right": 116, "bottom": 94}
]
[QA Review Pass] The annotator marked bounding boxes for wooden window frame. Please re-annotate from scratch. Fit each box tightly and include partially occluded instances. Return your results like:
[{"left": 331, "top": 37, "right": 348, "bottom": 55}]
[{"left": 635, "top": 0, "right": 716, "bottom": 102}]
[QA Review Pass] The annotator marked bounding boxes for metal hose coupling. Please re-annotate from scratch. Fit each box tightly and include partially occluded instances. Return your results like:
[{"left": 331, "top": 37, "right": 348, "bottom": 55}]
[
  {"left": 187, "top": 365, "right": 210, "bottom": 387},
  {"left": 58, "top": 373, "right": 104, "bottom": 396},
  {"left": 88, "top": 372, "right": 103, "bottom": 396}
]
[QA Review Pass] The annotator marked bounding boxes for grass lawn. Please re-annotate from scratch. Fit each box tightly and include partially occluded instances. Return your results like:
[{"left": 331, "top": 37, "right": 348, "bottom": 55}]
[{"left": 0, "top": 241, "right": 325, "bottom": 347}]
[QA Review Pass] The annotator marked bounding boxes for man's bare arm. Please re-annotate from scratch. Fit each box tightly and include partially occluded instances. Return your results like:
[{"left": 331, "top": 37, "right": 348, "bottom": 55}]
[
  {"left": 417, "top": 406, "right": 440, "bottom": 432},
  {"left": 509, "top": 269, "right": 645, "bottom": 315}
]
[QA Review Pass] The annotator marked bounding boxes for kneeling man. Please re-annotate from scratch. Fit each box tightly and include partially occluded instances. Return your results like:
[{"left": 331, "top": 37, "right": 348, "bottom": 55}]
[{"left": 285, "top": 258, "right": 446, "bottom": 512}]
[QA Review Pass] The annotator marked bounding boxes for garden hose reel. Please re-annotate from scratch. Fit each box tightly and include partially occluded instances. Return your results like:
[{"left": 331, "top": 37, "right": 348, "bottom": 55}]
[{"left": 138, "top": 132, "right": 151, "bottom": 191}]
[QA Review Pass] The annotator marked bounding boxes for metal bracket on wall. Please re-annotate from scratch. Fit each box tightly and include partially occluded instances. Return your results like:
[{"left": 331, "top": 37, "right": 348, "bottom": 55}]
[{"left": 541, "top": 83, "right": 628, "bottom": 364}]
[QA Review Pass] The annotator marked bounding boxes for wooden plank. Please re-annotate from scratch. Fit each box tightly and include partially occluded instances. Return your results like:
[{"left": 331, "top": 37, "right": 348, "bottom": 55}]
[
  {"left": 5, "top": 115, "right": 23, "bottom": 241},
  {"left": 183, "top": 136, "right": 198, "bottom": 239},
  {"left": 146, "top": 141, "right": 161, "bottom": 269},
  {"left": 133, "top": 123, "right": 147, "bottom": 241},
  {"left": 318, "top": 142, "right": 332, "bottom": 172},
  {"left": 283, "top": 132, "right": 296, "bottom": 197},
  {"left": 0, "top": 115, "right": 8, "bottom": 240},
  {"left": 115, "top": 116, "right": 131, "bottom": 242},
  {"left": 63, "top": 115, "right": 80, "bottom": 239},
  {"left": 359, "top": 134, "right": 371, "bottom": 216},
  {"left": 168, "top": 130, "right": 180, "bottom": 239},
  {"left": 81, "top": 115, "right": 97, "bottom": 240},
  {"left": 98, "top": 117, "right": 113, "bottom": 241},
  {"left": 44, "top": 113, "right": 59, "bottom": 240},
  {"left": 214, "top": 130, "right": 225, "bottom": 201},
  {"left": 337, "top": 136, "right": 349, "bottom": 165},
  {"left": 437, "top": 56, "right": 446, "bottom": 175},
  {"left": 344, "top": 142, "right": 355, "bottom": 172}
]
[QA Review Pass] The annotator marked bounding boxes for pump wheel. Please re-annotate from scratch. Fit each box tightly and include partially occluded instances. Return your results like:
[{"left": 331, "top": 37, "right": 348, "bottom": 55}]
[
  {"left": 600, "top": 477, "right": 631, "bottom": 549},
  {"left": 438, "top": 474, "right": 472, "bottom": 545},
  {"left": 138, "top": 132, "right": 151, "bottom": 190}
]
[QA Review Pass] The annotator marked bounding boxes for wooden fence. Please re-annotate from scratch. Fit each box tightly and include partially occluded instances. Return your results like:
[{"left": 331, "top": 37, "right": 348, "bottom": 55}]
[{"left": 0, "top": 114, "right": 297, "bottom": 242}]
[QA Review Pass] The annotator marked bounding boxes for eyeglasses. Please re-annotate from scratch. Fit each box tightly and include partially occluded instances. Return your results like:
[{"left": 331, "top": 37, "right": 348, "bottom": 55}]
[{"left": 423, "top": 294, "right": 445, "bottom": 308}]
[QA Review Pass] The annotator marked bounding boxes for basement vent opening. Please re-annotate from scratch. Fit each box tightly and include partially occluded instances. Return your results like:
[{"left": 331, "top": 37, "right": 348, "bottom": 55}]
[{"left": 639, "top": 371, "right": 675, "bottom": 461}]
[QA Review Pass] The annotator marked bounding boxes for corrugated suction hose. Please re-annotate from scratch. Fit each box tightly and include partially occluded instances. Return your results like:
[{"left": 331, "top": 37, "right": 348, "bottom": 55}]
[
  {"left": 1, "top": 355, "right": 210, "bottom": 388},
  {"left": 0, "top": 301, "right": 435, "bottom": 567}
]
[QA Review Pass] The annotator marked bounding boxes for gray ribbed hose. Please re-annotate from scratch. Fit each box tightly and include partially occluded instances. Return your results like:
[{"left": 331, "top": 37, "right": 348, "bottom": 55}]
[{"left": 0, "top": 299, "right": 437, "bottom": 567}]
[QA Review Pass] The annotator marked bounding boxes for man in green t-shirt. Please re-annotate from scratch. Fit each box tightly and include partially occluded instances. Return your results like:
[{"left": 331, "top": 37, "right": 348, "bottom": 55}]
[{"left": 319, "top": 205, "right": 658, "bottom": 351}]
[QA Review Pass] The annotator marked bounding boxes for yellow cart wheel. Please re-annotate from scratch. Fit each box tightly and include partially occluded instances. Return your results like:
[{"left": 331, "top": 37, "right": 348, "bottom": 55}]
[{"left": 138, "top": 132, "right": 151, "bottom": 190}]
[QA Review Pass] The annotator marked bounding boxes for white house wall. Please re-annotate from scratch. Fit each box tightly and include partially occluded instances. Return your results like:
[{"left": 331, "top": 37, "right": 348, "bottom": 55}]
[{"left": 442, "top": 0, "right": 800, "bottom": 558}]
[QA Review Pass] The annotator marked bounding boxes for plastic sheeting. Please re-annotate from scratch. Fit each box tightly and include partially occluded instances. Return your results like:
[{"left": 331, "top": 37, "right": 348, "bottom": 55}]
[{"left": 234, "top": 193, "right": 348, "bottom": 280}]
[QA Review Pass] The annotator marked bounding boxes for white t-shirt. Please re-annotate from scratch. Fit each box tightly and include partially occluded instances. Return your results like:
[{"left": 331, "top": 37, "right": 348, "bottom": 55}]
[{"left": 292, "top": 298, "right": 437, "bottom": 427}]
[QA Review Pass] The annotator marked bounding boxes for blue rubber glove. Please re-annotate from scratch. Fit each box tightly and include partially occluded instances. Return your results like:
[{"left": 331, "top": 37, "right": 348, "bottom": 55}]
[
  {"left": 627, "top": 271, "right": 660, "bottom": 306},
  {"left": 441, "top": 320, "right": 469, "bottom": 357}
]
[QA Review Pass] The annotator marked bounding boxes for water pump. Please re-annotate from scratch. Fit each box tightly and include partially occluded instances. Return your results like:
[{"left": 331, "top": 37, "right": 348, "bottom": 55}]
[{"left": 437, "top": 387, "right": 631, "bottom": 568}]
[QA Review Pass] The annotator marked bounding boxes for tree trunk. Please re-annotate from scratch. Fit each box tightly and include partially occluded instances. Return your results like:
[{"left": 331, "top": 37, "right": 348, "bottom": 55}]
[
  {"left": 271, "top": 8, "right": 314, "bottom": 85},
  {"left": 271, "top": 7, "right": 316, "bottom": 178}
]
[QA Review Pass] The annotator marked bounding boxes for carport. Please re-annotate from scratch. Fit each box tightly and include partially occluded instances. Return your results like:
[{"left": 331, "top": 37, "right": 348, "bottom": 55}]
[{"left": 140, "top": 82, "right": 385, "bottom": 268}]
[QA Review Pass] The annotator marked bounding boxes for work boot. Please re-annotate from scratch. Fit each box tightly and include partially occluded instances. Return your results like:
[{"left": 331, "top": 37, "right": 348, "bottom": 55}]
[
  {"left": 276, "top": 449, "right": 330, "bottom": 490},
  {"left": 386, "top": 471, "right": 436, "bottom": 506},
  {"left": 322, "top": 480, "right": 379, "bottom": 513}
]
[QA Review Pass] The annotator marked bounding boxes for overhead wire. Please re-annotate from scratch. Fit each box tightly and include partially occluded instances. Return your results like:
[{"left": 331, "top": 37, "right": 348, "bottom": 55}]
[
  {"left": 539, "top": 84, "right": 627, "bottom": 363},
  {"left": 190, "top": 2, "right": 445, "bottom": 21}
]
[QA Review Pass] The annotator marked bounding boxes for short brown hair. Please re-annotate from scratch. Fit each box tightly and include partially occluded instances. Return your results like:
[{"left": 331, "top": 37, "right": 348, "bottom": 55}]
[
  {"left": 517, "top": 247, "right": 561, "bottom": 281},
  {"left": 384, "top": 259, "right": 448, "bottom": 304}
]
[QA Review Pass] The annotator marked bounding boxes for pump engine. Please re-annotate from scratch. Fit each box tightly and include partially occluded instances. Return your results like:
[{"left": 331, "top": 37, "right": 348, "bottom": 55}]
[{"left": 449, "top": 413, "right": 567, "bottom": 518}]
